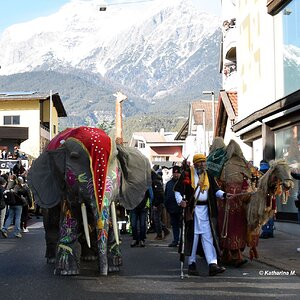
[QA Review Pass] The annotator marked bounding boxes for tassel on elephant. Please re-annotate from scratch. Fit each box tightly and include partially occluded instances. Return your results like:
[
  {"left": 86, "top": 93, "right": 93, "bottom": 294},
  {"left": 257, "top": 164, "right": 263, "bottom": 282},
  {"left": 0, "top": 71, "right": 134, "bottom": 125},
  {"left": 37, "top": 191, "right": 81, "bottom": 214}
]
[{"left": 28, "top": 126, "right": 151, "bottom": 276}]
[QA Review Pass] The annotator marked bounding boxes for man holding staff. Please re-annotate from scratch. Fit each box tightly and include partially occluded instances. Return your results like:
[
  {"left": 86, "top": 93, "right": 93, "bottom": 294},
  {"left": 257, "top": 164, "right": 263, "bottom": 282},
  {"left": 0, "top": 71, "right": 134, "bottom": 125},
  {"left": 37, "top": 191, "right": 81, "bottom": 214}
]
[{"left": 174, "top": 154, "right": 232, "bottom": 276}]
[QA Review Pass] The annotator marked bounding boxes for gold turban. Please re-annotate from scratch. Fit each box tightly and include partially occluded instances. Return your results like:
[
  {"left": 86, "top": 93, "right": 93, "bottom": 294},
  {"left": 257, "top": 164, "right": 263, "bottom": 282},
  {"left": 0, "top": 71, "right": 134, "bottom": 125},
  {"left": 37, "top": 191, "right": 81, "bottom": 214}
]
[{"left": 193, "top": 153, "right": 206, "bottom": 164}]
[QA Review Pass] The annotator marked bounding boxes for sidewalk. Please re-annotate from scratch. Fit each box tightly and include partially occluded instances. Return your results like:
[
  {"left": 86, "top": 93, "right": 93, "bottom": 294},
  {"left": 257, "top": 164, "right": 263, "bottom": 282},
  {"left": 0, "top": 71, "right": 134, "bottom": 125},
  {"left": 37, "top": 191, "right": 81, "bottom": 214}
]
[{"left": 244, "top": 221, "right": 300, "bottom": 275}]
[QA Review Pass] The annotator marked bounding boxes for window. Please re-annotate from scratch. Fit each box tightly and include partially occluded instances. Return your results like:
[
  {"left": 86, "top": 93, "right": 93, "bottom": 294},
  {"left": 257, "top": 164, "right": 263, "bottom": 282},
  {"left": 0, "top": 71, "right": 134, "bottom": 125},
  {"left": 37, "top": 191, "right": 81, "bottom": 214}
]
[
  {"left": 274, "top": 0, "right": 300, "bottom": 97},
  {"left": 275, "top": 124, "right": 300, "bottom": 163},
  {"left": 138, "top": 141, "right": 145, "bottom": 149},
  {"left": 274, "top": 123, "right": 300, "bottom": 212},
  {"left": 4, "top": 115, "right": 20, "bottom": 125}
]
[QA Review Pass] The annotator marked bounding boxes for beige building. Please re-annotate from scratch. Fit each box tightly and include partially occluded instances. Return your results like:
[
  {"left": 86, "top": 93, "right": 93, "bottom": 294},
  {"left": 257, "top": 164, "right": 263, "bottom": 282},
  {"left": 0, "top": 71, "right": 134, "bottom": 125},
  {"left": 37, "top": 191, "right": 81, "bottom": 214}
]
[{"left": 0, "top": 91, "right": 67, "bottom": 158}]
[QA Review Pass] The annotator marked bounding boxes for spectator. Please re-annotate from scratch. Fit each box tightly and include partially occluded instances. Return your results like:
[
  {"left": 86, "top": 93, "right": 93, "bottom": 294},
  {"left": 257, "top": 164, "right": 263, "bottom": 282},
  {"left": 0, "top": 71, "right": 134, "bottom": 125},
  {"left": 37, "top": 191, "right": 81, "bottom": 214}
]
[
  {"left": 130, "top": 187, "right": 153, "bottom": 247},
  {"left": 164, "top": 165, "right": 182, "bottom": 247},
  {"left": 0, "top": 176, "right": 7, "bottom": 230},
  {"left": 151, "top": 170, "right": 170, "bottom": 240},
  {"left": 19, "top": 177, "right": 33, "bottom": 233},
  {"left": 13, "top": 160, "right": 26, "bottom": 177},
  {"left": 259, "top": 160, "right": 274, "bottom": 239},
  {"left": 13, "top": 146, "right": 20, "bottom": 159},
  {"left": 2, "top": 149, "right": 7, "bottom": 159},
  {"left": 1, "top": 177, "right": 25, "bottom": 238}
]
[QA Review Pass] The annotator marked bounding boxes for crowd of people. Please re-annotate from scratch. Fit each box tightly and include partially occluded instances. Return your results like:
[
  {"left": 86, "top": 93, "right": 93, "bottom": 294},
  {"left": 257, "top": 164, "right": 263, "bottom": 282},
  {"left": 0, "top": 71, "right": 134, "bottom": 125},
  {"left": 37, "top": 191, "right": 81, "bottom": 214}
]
[
  {"left": 1, "top": 145, "right": 300, "bottom": 276},
  {"left": 0, "top": 159, "right": 40, "bottom": 239},
  {"left": 125, "top": 150, "right": 300, "bottom": 276},
  {"left": 0, "top": 146, "right": 28, "bottom": 160}
]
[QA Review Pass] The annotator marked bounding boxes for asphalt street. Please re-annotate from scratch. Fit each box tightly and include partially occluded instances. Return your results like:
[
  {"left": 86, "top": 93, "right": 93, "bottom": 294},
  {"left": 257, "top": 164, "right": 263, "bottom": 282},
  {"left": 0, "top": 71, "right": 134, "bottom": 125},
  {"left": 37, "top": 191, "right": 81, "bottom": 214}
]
[{"left": 1, "top": 217, "right": 300, "bottom": 300}]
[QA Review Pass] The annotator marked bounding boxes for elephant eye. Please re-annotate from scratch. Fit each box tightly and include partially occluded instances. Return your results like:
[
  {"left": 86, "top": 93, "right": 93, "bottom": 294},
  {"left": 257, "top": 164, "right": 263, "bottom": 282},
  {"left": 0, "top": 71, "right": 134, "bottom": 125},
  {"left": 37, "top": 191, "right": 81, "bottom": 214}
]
[{"left": 70, "top": 152, "right": 80, "bottom": 158}]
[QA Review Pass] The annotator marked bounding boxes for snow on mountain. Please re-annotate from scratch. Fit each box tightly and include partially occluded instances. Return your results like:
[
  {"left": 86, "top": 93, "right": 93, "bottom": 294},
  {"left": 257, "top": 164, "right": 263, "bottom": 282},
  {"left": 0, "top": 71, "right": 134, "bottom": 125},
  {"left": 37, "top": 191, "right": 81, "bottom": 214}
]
[
  {"left": 284, "top": 44, "right": 300, "bottom": 65},
  {"left": 0, "top": 0, "right": 221, "bottom": 102}
]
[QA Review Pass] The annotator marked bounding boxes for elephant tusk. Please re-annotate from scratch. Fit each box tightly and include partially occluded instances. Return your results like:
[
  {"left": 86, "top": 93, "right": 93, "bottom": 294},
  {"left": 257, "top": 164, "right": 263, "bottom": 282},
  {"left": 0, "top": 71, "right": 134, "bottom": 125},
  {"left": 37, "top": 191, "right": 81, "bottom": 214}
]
[
  {"left": 81, "top": 203, "right": 91, "bottom": 248},
  {"left": 111, "top": 201, "right": 120, "bottom": 245}
]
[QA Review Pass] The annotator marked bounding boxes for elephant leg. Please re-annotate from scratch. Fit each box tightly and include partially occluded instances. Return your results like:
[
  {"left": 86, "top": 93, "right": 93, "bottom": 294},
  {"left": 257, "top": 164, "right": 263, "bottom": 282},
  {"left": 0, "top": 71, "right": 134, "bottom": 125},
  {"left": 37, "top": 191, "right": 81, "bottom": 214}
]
[
  {"left": 54, "top": 202, "right": 82, "bottom": 276},
  {"left": 95, "top": 203, "right": 122, "bottom": 275},
  {"left": 43, "top": 205, "right": 60, "bottom": 264},
  {"left": 80, "top": 226, "right": 98, "bottom": 262},
  {"left": 107, "top": 221, "right": 122, "bottom": 273}
]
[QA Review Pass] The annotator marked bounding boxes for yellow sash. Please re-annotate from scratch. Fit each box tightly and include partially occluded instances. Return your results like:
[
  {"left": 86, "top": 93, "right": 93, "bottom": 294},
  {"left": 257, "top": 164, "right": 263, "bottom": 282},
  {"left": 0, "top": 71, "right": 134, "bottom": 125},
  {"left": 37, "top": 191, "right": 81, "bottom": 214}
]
[
  {"left": 199, "top": 170, "right": 210, "bottom": 192},
  {"left": 191, "top": 167, "right": 210, "bottom": 192}
]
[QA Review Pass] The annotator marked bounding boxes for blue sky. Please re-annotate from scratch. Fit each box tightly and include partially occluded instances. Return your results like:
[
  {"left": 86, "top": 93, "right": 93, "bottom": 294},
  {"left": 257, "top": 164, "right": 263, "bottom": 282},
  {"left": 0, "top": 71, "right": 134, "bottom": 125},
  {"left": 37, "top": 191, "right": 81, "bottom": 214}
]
[{"left": 0, "top": 0, "right": 220, "bottom": 33}]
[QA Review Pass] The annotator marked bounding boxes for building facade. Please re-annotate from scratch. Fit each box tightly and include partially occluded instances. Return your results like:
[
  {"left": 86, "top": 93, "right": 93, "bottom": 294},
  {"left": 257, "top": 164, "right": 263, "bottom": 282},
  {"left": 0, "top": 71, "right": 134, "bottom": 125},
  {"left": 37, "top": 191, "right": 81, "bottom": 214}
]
[
  {"left": 0, "top": 91, "right": 67, "bottom": 158},
  {"left": 129, "top": 130, "right": 184, "bottom": 167},
  {"left": 220, "top": 0, "right": 300, "bottom": 221}
]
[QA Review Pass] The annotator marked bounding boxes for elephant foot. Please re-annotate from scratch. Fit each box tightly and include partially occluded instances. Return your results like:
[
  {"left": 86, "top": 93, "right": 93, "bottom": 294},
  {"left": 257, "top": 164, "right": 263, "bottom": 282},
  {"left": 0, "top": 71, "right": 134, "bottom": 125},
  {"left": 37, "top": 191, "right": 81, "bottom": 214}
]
[
  {"left": 47, "top": 257, "right": 56, "bottom": 264},
  {"left": 54, "top": 269, "right": 80, "bottom": 276},
  {"left": 54, "top": 243, "right": 81, "bottom": 276},
  {"left": 81, "top": 255, "right": 97, "bottom": 262},
  {"left": 108, "top": 265, "right": 120, "bottom": 273}
]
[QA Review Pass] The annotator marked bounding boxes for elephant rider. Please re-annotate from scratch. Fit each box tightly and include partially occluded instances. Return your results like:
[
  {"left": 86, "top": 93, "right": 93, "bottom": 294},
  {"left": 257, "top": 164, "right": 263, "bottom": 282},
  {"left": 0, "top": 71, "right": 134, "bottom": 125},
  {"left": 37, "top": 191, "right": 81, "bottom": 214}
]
[{"left": 174, "top": 154, "right": 233, "bottom": 276}]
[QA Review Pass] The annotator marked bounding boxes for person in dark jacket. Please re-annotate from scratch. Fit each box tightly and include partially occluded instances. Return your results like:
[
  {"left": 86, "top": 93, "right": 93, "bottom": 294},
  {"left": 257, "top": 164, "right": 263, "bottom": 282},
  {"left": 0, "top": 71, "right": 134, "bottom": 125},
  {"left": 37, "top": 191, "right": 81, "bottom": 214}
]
[
  {"left": 0, "top": 176, "right": 7, "bottom": 230},
  {"left": 1, "top": 176, "right": 26, "bottom": 238},
  {"left": 164, "top": 165, "right": 182, "bottom": 247},
  {"left": 152, "top": 170, "right": 170, "bottom": 240},
  {"left": 18, "top": 177, "right": 33, "bottom": 233},
  {"left": 129, "top": 187, "right": 153, "bottom": 247}
]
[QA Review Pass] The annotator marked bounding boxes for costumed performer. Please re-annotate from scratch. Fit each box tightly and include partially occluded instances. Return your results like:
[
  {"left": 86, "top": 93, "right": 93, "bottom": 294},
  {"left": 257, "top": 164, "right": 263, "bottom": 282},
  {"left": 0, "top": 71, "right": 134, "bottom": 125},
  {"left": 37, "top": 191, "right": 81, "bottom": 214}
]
[{"left": 174, "top": 153, "right": 232, "bottom": 276}]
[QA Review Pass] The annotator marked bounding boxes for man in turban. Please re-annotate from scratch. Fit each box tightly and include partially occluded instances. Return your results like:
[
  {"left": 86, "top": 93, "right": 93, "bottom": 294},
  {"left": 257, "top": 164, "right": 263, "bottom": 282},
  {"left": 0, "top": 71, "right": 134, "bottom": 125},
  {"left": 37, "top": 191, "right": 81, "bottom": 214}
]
[{"left": 174, "top": 153, "right": 232, "bottom": 276}]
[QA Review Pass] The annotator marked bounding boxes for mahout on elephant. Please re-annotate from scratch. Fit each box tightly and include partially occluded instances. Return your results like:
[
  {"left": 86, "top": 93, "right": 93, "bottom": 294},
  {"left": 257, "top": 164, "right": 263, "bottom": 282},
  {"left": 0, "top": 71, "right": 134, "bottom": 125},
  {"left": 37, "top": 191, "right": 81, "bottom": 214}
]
[{"left": 28, "top": 126, "right": 151, "bottom": 276}]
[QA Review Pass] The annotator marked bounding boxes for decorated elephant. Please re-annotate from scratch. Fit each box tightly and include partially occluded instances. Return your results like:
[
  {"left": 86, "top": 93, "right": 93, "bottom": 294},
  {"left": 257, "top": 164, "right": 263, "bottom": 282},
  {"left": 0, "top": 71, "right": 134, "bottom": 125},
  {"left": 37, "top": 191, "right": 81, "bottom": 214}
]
[{"left": 28, "top": 126, "right": 151, "bottom": 276}]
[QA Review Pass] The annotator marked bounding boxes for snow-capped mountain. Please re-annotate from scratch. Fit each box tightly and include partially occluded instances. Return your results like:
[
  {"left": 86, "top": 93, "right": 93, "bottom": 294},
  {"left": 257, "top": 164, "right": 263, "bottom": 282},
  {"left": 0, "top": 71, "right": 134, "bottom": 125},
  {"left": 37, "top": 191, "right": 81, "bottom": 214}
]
[
  {"left": 0, "top": 0, "right": 221, "bottom": 101},
  {"left": 0, "top": 0, "right": 222, "bottom": 132}
]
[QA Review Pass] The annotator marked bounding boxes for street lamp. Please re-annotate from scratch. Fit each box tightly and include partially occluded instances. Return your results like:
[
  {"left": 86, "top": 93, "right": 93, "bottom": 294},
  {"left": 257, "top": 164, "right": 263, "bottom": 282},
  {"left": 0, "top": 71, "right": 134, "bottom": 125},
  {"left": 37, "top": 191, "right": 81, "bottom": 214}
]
[{"left": 202, "top": 91, "right": 215, "bottom": 138}]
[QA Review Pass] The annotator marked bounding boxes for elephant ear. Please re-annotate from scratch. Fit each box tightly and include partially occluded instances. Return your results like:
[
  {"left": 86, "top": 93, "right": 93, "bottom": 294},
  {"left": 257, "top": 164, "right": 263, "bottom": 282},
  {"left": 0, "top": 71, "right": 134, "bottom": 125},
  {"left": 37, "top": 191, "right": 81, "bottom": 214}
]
[
  {"left": 27, "top": 148, "right": 66, "bottom": 208},
  {"left": 117, "top": 144, "right": 152, "bottom": 210}
]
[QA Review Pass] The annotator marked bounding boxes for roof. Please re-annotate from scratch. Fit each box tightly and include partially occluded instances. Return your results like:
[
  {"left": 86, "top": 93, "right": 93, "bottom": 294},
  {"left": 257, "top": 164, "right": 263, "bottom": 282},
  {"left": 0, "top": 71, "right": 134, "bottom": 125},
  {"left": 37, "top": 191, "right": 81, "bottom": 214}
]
[
  {"left": 215, "top": 90, "right": 238, "bottom": 137},
  {"left": 132, "top": 131, "right": 181, "bottom": 143},
  {"left": 174, "top": 99, "right": 218, "bottom": 140},
  {"left": 227, "top": 91, "right": 238, "bottom": 115},
  {"left": 0, "top": 91, "right": 67, "bottom": 117},
  {"left": 174, "top": 119, "right": 189, "bottom": 140},
  {"left": 133, "top": 132, "right": 166, "bottom": 143},
  {"left": 191, "top": 100, "right": 217, "bottom": 129}
]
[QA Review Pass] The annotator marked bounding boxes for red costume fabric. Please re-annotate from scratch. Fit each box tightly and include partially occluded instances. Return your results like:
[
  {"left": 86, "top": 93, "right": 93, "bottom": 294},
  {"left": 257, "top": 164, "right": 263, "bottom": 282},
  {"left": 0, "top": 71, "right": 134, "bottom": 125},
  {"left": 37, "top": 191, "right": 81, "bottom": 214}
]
[{"left": 47, "top": 126, "right": 112, "bottom": 209}]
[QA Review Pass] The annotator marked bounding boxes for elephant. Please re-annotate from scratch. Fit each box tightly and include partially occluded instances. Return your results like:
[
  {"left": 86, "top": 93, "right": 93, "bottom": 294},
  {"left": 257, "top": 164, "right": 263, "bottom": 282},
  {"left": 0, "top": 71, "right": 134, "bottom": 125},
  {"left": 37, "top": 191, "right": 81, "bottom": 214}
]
[{"left": 27, "top": 126, "right": 152, "bottom": 276}]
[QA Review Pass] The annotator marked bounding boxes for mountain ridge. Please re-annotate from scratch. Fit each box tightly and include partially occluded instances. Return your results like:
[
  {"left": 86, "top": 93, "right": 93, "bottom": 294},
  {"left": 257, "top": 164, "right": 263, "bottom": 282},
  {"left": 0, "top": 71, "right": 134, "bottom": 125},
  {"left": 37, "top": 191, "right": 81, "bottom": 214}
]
[{"left": 0, "top": 0, "right": 222, "bottom": 134}]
